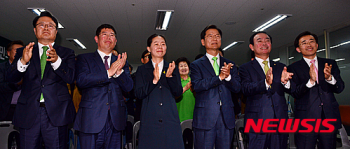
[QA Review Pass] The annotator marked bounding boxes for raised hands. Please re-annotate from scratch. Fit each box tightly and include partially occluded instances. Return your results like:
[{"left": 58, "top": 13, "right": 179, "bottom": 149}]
[
  {"left": 166, "top": 61, "right": 176, "bottom": 78},
  {"left": 47, "top": 44, "right": 58, "bottom": 63},
  {"left": 219, "top": 62, "right": 233, "bottom": 80},
  {"left": 109, "top": 52, "right": 127, "bottom": 77},
  {"left": 281, "top": 66, "right": 293, "bottom": 84},
  {"left": 266, "top": 67, "right": 273, "bottom": 85},
  {"left": 20, "top": 42, "right": 35, "bottom": 65},
  {"left": 324, "top": 63, "right": 332, "bottom": 81},
  {"left": 153, "top": 63, "right": 160, "bottom": 84},
  {"left": 309, "top": 63, "right": 317, "bottom": 84}
]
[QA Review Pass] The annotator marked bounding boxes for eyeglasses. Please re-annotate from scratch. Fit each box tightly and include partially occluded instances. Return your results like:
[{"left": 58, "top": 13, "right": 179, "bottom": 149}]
[
  {"left": 100, "top": 33, "right": 116, "bottom": 38},
  {"left": 205, "top": 34, "right": 221, "bottom": 40},
  {"left": 300, "top": 40, "right": 316, "bottom": 46},
  {"left": 36, "top": 23, "right": 56, "bottom": 30}
]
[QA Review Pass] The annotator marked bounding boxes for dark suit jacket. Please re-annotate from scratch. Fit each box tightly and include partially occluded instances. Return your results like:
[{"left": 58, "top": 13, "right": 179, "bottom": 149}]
[
  {"left": 6, "top": 44, "right": 76, "bottom": 128},
  {"left": 239, "top": 59, "right": 289, "bottom": 125},
  {"left": 134, "top": 61, "right": 184, "bottom": 149},
  {"left": 73, "top": 51, "right": 133, "bottom": 133},
  {"left": 288, "top": 57, "right": 344, "bottom": 129},
  {"left": 0, "top": 61, "right": 20, "bottom": 121},
  {"left": 190, "top": 56, "right": 241, "bottom": 130}
]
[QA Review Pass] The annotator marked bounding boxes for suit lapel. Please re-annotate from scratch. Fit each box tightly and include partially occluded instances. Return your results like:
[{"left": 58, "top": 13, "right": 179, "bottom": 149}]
[
  {"left": 201, "top": 56, "right": 216, "bottom": 77},
  {"left": 145, "top": 61, "right": 155, "bottom": 81},
  {"left": 317, "top": 57, "right": 325, "bottom": 83},
  {"left": 252, "top": 59, "right": 265, "bottom": 79},
  {"left": 32, "top": 44, "right": 41, "bottom": 78},
  {"left": 93, "top": 51, "right": 106, "bottom": 72},
  {"left": 299, "top": 58, "right": 310, "bottom": 77}
]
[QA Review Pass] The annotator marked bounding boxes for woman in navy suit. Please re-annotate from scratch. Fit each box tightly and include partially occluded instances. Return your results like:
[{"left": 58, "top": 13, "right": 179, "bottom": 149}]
[{"left": 135, "top": 34, "right": 184, "bottom": 149}]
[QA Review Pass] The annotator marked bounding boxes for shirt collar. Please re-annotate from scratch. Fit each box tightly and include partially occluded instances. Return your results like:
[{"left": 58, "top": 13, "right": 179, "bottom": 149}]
[
  {"left": 303, "top": 56, "right": 318, "bottom": 65},
  {"left": 206, "top": 53, "right": 220, "bottom": 62},
  {"left": 151, "top": 59, "right": 164, "bottom": 68},
  {"left": 38, "top": 42, "right": 55, "bottom": 56},
  {"left": 97, "top": 49, "right": 112, "bottom": 61},
  {"left": 255, "top": 57, "right": 270, "bottom": 65}
]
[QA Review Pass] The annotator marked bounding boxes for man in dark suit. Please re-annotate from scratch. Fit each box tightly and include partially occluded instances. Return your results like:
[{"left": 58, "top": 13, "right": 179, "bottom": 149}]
[
  {"left": 0, "top": 40, "right": 24, "bottom": 121},
  {"left": 190, "top": 25, "right": 241, "bottom": 149},
  {"left": 6, "top": 12, "right": 76, "bottom": 148},
  {"left": 239, "top": 32, "right": 293, "bottom": 149},
  {"left": 288, "top": 31, "right": 344, "bottom": 149},
  {"left": 74, "top": 24, "right": 133, "bottom": 149}
]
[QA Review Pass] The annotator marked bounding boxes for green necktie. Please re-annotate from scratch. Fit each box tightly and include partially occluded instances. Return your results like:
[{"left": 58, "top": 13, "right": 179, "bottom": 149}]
[
  {"left": 39, "top": 46, "right": 48, "bottom": 102},
  {"left": 212, "top": 57, "right": 219, "bottom": 76},
  {"left": 262, "top": 60, "right": 269, "bottom": 75}
]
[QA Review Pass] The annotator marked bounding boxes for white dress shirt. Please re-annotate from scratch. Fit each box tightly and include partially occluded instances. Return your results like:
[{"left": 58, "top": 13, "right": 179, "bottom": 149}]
[
  {"left": 152, "top": 59, "right": 164, "bottom": 81},
  {"left": 97, "top": 49, "right": 123, "bottom": 78}
]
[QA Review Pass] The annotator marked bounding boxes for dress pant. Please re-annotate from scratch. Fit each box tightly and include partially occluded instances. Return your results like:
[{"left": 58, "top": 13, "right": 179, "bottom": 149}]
[
  {"left": 19, "top": 106, "right": 68, "bottom": 149},
  {"left": 248, "top": 133, "right": 288, "bottom": 149},
  {"left": 79, "top": 112, "right": 121, "bottom": 149},
  {"left": 193, "top": 112, "right": 234, "bottom": 149}
]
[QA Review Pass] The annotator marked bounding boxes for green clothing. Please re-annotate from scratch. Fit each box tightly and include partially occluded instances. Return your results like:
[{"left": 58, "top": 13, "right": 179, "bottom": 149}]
[{"left": 176, "top": 76, "right": 195, "bottom": 122}]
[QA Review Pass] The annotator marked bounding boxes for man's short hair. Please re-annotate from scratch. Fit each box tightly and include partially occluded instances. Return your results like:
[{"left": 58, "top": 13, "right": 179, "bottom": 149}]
[
  {"left": 200, "top": 25, "right": 222, "bottom": 40},
  {"left": 95, "top": 24, "right": 117, "bottom": 37},
  {"left": 175, "top": 57, "right": 191, "bottom": 67},
  {"left": 6, "top": 40, "right": 24, "bottom": 52},
  {"left": 141, "top": 50, "right": 151, "bottom": 59},
  {"left": 32, "top": 11, "right": 58, "bottom": 29},
  {"left": 147, "top": 34, "right": 166, "bottom": 47},
  {"left": 294, "top": 31, "right": 318, "bottom": 48},
  {"left": 249, "top": 31, "right": 272, "bottom": 45},
  {"left": 195, "top": 54, "right": 204, "bottom": 60}
]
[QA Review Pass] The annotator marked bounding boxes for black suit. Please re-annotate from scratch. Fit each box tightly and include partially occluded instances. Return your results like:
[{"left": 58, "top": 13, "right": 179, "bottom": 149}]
[
  {"left": 0, "top": 61, "right": 20, "bottom": 121},
  {"left": 288, "top": 57, "right": 344, "bottom": 149}
]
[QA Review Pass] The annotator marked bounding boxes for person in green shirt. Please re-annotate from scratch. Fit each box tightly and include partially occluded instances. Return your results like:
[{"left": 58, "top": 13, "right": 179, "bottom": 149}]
[{"left": 175, "top": 57, "right": 196, "bottom": 122}]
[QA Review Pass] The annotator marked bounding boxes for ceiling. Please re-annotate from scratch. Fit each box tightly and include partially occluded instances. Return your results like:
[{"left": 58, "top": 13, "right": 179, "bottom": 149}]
[{"left": 1, "top": 0, "right": 350, "bottom": 67}]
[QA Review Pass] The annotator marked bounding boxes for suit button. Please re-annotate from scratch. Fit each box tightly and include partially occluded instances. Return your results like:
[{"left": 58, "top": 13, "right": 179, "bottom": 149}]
[
  {"left": 159, "top": 103, "right": 163, "bottom": 106},
  {"left": 159, "top": 119, "right": 162, "bottom": 123},
  {"left": 219, "top": 90, "right": 222, "bottom": 92},
  {"left": 320, "top": 93, "right": 322, "bottom": 95},
  {"left": 108, "top": 89, "right": 111, "bottom": 91},
  {"left": 319, "top": 105, "right": 321, "bottom": 107},
  {"left": 217, "top": 102, "right": 220, "bottom": 105},
  {"left": 42, "top": 85, "right": 44, "bottom": 88},
  {"left": 37, "top": 99, "right": 40, "bottom": 102},
  {"left": 159, "top": 86, "right": 162, "bottom": 89},
  {"left": 271, "top": 105, "right": 274, "bottom": 108},
  {"left": 106, "top": 103, "right": 109, "bottom": 105}
]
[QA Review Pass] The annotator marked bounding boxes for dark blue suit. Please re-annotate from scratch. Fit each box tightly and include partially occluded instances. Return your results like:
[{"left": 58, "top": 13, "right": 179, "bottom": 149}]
[
  {"left": 134, "top": 61, "right": 184, "bottom": 149},
  {"left": 0, "top": 61, "right": 20, "bottom": 121},
  {"left": 190, "top": 55, "right": 241, "bottom": 149},
  {"left": 7, "top": 44, "right": 76, "bottom": 148},
  {"left": 74, "top": 51, "right": 133, "bottom": 148},
  {"left": 239, "top": 59, "right": 288, "bottom": 149},
  {"left": 288, "top": 57, "right": 344, "bottom": 149}
]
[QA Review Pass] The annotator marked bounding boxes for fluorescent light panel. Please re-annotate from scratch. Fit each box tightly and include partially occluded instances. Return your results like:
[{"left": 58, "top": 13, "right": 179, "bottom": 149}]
[
  {"left": 289, "top": 57, "right": 294, "bottom": 60},
  {"left": 222, "top": 41, "right": 244, "bottom": 51},
  {"left": 317, "top": 40, "right": 350, "bottom": 52},
  {"left": 253, "top": 14, "right": 291, "bottom": 32},
  {"left": 66, "top": 38, "right": 87, "bottom": 49},
  {"left": 273, "top": 58, "right": 280, "bottom": 62},
  {"left": 28, "top": 8, "right": 64, "bottom": 29},
  {"left": 155, "top": 10, "right": 173, "bottom": 30},
  {"left": 335, "top": 58, "right": 345, "bottom": 62}
]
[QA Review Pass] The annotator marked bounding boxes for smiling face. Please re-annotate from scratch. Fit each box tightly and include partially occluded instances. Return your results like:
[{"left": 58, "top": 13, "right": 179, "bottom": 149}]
[
  {"left": 178, "top": 61, "right": 189, "bottom": 76},
  {"left": 249, "top": 33, "right": 271, "bottom": 59},
  {"left": 201, "top": 29, "right": 222, "bottom": 50},
  {"left": 34, "top": 16, "right": 57, "bottom": 43},
  {"left": 296, "top": 35, "right": 318, "bottom": 59},
  {"left": 147, "top": 36, "right": 167, "bottom": 59},
  {"left": 95, "top": 28, "right": 117, "bottom": 54}
]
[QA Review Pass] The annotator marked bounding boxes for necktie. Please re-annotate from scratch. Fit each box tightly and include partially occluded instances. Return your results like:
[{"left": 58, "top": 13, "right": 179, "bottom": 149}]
[
  {"left": 262, "top": 60, "right": 269, "bottom": 75},
  {"left": 39, "top": 46, "right": 48, "bottom": 102},
  {"left": 212, "top": 57, "right": 219, "bottom": 76},
  {"left": 310, "top": 60, "right": 318, "bottom": 83},
  {"left": 104, "top": 56, "right": 109, "bottom": 70}
]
